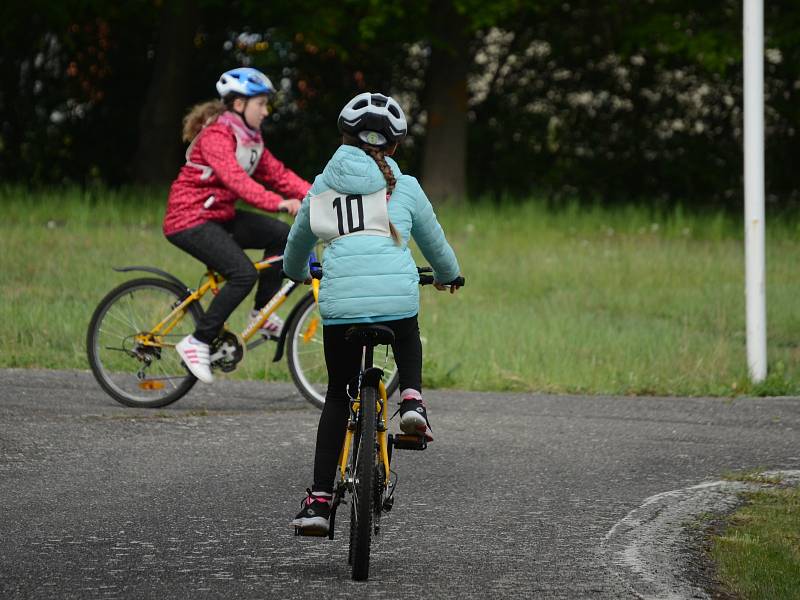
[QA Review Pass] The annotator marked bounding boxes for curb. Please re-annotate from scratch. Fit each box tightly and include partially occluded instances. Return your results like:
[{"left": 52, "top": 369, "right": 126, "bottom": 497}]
[{"left": 601, "top": 469, "right": 800, "bottom": 600}]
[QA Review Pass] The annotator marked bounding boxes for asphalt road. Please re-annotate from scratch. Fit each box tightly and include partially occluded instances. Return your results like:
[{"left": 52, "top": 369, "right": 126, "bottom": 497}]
[{"left": 1, "top": 369, "right": 798, "bottom": 599}]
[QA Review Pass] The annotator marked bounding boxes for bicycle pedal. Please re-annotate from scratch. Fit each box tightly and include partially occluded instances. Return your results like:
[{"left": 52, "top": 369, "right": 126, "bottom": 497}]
[
  {"left": 294, "top": 526, "right": 329, "bottom": 538},
  {"left": 393, "top": 434, "right": 427, "bottom": 451}
]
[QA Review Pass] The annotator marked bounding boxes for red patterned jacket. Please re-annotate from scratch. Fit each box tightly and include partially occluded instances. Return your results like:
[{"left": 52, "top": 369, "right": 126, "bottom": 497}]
[{"left": 163, "top": 111, "right": 311, "bottom": 236}]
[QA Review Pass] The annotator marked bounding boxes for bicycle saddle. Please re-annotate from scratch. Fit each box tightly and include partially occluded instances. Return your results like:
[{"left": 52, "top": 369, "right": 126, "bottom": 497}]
[{"left": 344, "top": 325, "right": 395, "bottom": 346}]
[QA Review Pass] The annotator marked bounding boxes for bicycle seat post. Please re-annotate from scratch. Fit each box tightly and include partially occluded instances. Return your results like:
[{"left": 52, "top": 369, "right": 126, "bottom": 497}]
[{"left": 345, "top": 325, "right": 395, "bottom": 375}]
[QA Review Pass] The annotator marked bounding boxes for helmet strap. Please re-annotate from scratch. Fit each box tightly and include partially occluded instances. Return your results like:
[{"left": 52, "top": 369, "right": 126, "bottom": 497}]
[{"left": 231, "top": 97, "right": 258, "bottom": 131}]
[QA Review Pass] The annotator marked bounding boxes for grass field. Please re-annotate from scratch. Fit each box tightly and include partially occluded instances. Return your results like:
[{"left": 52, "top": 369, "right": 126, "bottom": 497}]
[
  {"left": 711, "top": 485, "right": 800, "bottom": 599},
  {"left": 2, "top": 186, "right": 799, "bottom": 396}
]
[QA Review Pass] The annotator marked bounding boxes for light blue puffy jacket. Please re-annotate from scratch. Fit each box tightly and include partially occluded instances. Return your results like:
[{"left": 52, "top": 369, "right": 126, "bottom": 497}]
[{"left": 283, "top": 145, "right": 460, "bottom": 325}]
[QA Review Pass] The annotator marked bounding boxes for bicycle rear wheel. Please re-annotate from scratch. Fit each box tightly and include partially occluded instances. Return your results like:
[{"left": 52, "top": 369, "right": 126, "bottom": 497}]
[
  {"left": 349, "top": 384, "right": 377, "bottom": 581},
  {"left": 286, "top": 292, "right": 400, "bottom": 409},
  {"left": 87, "top": 278, "right": 202, "bottom": 408}
]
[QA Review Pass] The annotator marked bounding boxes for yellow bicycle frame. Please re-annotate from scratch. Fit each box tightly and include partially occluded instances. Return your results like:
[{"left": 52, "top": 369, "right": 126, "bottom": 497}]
[
  {"left": 336, "top": 380, "right": 391, "bottom": 490},
  {"left": 134, "top": 258, "right": 292, "bottom": 347}
]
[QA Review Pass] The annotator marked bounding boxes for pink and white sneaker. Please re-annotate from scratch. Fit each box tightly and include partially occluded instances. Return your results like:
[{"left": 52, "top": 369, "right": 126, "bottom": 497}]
[
  {"left": 250, "top": 310, "right": 284, "bottom": 339},
  {"left": 175, "top": 335, "right": 214, "bottom": 384}
]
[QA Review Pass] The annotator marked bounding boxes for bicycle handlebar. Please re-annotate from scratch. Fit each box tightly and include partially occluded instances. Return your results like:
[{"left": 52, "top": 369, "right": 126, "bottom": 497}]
[
  {"left": 418, "top": 274, "right": 465, "bottom": 287},
  {"left": 305, "top": 262, "right": 464, "bottom": 287}
]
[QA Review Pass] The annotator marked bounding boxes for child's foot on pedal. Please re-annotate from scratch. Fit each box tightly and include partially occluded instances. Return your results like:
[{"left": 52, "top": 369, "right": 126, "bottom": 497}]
[
  {"left": 250, "top": 310, "right": 284, "bottom": 338},
  {"left": 175, "top": 334, "right": 214, "bottom": 384},
  {"left": 398, "top": 390, "right": 433, "bottom": 442},
  {"left": 291, "top": 489, "right": 331, "bottom": 534}
]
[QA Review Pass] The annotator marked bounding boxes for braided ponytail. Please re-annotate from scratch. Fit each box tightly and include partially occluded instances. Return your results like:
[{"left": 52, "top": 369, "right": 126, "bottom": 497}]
[
  {"left": 363, "top": 146, "right": 402, "bottom": 244},
  {"left": 343, "top": 135, "right": 403, "bottom": 245},
  {"left": 362, "top": 146, "right": 397, "bottom": 196}
]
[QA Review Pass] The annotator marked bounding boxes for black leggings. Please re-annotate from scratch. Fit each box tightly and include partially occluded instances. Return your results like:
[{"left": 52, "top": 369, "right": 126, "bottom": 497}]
[
  {"left": 312, "top": 315, "right": 422, "bottom": 493},
  {"left": 166, "top": 210, "right": 290, "bottom": 344}
]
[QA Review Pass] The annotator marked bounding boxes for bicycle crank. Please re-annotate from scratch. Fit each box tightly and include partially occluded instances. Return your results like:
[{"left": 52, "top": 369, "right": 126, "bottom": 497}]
[{"left": 209, "top": 331, "right": 245, "bottom": 372}]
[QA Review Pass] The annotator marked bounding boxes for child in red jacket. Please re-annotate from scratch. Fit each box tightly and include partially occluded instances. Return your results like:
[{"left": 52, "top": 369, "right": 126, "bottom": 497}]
[{"left": 165, "top": 67, "right": 311, "bottom": 384}]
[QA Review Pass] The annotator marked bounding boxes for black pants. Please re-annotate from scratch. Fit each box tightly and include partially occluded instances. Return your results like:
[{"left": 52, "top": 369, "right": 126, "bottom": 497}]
[
  {"left": 166, "top": 210, "right": 290, "bottom": 344},
  {"left": 313, "top": 315, "right": 422, "bottom": 493}
]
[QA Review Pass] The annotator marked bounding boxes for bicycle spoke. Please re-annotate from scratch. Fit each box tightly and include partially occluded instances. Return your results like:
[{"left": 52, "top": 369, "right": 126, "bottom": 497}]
[
  {"left": 103, "top": 306, "right": 140, "bottom": 333},
  {"left": 351, "top": 487, "right": 359, "bottom": 524},
  {"left": 143, "top": 372, "right": 186, "bottom": 383},
  {"left": 97, "top": 324, "right": 133, "bottom": 341},
  {"left": 293, "top": 345, "right": 325, "bottom": 355},
  {"left": 151, "top": 357, "right": 181, "bottom": 390},
  {"left": 125, "top": 371, "right": 186, "bottom": 383},
  {"left": 88, "top": 279, "right": 199, "bottom": 408},
  {"left": 124, "top": 292, "right": 146, "bottom": 334}
]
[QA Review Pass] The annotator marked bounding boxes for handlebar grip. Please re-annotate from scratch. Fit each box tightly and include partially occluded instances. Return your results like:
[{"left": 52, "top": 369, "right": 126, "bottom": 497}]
[
  {"left": 309, "top": 262, "right": 323, "bottom": 280},
  {"left": 448, "top": 276, "right": 465, "bottom": 287},
  {"left": 418, "top": 274, "right": 465, "bottom": 287}
]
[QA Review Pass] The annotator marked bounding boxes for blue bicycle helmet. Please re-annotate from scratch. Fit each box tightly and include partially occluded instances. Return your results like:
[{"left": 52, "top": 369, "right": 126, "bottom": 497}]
[{"left": 216, "top": 67, "right": 275, "bottom": 98}]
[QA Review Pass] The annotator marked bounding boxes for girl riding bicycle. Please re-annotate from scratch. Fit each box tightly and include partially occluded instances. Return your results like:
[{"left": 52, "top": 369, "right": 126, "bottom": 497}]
[
  {"left": 164, "top": 67, "right": 311, "bottom": 384},
  {"left": 282, "top": 92, "right": 462, "bottom": 533}
]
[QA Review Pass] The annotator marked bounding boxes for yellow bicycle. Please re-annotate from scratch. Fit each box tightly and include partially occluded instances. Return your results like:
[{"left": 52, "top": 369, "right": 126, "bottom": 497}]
[
  {"left": 86, "top": 255, "right": 400, "bottom": 408},
  {"left": 295, "top": 269, "right": 465, "bottom": 581}
]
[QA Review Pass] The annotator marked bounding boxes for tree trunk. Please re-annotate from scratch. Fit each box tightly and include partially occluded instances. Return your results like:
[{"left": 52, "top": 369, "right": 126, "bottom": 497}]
[
  {"left": 420, "top": 4, "right": 469, "bottom": 203},
  {"left": 131, "top": 1, "right": 199, "bottom": 185}
]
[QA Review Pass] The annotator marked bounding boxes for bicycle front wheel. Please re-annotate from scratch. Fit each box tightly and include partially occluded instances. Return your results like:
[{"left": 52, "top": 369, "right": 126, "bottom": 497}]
[
  {"left": 286, "top": 292, "right": 400, "bottom": 409},
  {"left": 87, "top": 278, "right": 202, "bottom": 408},
  {"left": 349, "top": 384, "right": 377, "bottom": 581}
]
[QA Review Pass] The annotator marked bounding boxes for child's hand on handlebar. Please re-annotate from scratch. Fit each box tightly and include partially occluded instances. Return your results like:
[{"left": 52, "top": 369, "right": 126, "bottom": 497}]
[
  {"left": 278, "top": 198, "right": 302, "bottom": 215},
  {"left": 434, "top": 276, "right": 463, "bottom": 294}
]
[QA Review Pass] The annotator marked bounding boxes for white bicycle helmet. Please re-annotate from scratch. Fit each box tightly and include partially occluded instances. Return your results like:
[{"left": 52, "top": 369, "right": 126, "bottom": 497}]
[
  {"left": 337, "top": 92, "right": 407, "bottom": 147},
  {"left": 216, "top": 67, "right": 275, "bottom": 98}
]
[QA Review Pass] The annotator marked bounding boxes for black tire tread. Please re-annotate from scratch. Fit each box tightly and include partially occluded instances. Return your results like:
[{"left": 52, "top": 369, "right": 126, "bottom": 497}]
[{"left": 350, "top": 384, "right": 377, "bottom": 581}]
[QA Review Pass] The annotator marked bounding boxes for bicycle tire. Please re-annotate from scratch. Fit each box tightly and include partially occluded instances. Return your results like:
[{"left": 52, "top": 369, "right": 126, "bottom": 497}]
[
  {"left": 286, "top": 292, "right": 400, "bottom": 409},
  {"left": 87, "top": 277, "right": 202, "bottom": 408},
  {"left": 349, "top": 384, "right": 377, "bottom": 581},
  {"left": 348, "top": 421, "right": 361, "bottom": 566}
]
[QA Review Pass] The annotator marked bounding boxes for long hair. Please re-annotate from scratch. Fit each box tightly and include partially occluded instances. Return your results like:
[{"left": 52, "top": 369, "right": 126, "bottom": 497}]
[
  {"left": 343, "top": 134, "right": 403, "bottom": 245},
  {"left": 181, "top": 94, "right": 248, "bottom": 142},
  {"left": 181, "top": 100, "right": 225, "bottom": 142}
]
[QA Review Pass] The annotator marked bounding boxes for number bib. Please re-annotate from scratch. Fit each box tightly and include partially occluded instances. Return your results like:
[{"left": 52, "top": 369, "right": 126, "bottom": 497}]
[
  {"left": 185, "top": 114, "right": 264, "bottom": 179},
  {"left": 309, "top": 188, "right": 391, "bottom": 243},
  {"left": 234, "top": 135, "right": 262, "bottom": 175}
]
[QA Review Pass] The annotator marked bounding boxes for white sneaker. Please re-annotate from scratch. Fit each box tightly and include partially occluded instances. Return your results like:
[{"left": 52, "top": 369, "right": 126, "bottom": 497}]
[
  {"left": 175, "top": 335, "right": 214, "bottom": 384},
  {"left": 250, "top": 310, "right": 284, "bottom": 338}
]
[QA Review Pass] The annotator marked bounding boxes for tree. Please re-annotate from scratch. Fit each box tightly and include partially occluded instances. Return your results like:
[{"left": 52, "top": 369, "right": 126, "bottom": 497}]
[
  {"left": 419, "top": 2, "right": 470, "bottom": 202},
  {"left": 2, "top": 0, "right": 798, "bottom": 206},
  {"left": 130, "top": 1, "right": 202, "bottom": 185}
]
